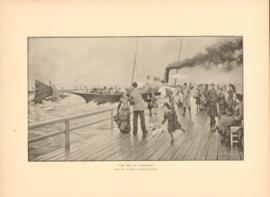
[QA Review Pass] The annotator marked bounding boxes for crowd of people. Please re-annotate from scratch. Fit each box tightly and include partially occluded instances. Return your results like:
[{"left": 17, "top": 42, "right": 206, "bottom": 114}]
[
  {"left": 114, "top": 77, "right": 243, "bottom": 147},
  {"left": 173, "top": 82, "right": 243, "bottom": 145},
  {"left": 88, "top": 86, "right": 123, "bottom": 94}
]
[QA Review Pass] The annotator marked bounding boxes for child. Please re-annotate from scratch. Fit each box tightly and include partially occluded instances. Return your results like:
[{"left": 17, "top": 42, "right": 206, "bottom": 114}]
[{"left": 161, "top": 102, "right": 186, "bottom": 143}]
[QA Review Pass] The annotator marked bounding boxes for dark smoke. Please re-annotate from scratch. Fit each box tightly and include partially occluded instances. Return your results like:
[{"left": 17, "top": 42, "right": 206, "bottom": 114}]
[{"left": 167, "top": 37, "right": 243, "bottom": 72}]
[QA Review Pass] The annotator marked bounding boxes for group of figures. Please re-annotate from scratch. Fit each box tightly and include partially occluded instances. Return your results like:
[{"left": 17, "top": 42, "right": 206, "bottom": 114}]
[
  {"left": 88, "top": 86, "right": 123, "bottom": 95},
  {"left": 174, "top": 82, "right": 243, "bottom": 146},
  {"left": 114, "top": 81, "right": 185, "bottom": 143},
  {"left": 114, "top": 80, "right": 243, "bottom": 146}
]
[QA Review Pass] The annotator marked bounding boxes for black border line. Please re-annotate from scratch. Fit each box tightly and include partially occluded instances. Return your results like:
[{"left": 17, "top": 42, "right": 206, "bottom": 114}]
[{"left": 27, "top": 36, "right": 244, "bottom": 162}]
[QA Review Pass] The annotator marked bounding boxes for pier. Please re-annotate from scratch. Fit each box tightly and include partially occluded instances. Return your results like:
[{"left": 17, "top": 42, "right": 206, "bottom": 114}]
[{"left": 28, "top": 101, "right": 243, "bottom": 161}]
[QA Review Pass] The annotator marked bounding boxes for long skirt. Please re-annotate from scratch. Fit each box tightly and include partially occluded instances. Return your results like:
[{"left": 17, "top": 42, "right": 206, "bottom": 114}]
[
  {"left": 218, "top": 115, "right": 234, "bottom": 137},
  {"left": 114, "top": 109, "right": 131, "bottom": 133}
]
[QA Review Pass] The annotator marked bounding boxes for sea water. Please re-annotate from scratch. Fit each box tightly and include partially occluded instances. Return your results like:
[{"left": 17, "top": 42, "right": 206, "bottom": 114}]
[{"left": 28, "top": 94, "right": 119, "bottom": 160}]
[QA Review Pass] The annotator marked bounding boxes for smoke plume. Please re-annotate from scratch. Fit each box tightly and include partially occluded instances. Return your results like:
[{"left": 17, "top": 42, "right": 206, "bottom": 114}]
[{"left": 167, "top": 37, "right": 243, "bottom": 71}]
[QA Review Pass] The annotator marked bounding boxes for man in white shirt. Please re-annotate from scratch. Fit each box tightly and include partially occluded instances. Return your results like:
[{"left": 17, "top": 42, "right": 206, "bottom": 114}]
[{"left": 130, "top": 82, "right": 148, "bottom": 136}]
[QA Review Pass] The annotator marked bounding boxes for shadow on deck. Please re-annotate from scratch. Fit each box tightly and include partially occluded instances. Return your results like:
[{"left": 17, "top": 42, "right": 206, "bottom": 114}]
[{"left": 32, "top": 109, "right": 243, "bottom": 161}]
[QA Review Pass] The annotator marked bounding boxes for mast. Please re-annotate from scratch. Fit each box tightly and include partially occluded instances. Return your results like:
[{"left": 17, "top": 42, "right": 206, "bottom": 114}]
[
  {"left": 174, "top": 40, "right": 182, "bottom": 86},
  {"left": 131, "top": 40, "right": 139, "bottom": 85}
]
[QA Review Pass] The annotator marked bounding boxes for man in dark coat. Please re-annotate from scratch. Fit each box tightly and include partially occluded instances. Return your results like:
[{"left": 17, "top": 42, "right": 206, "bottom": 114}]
[{"left": 208, "top": 83, "right": 218, "bottom": 130}]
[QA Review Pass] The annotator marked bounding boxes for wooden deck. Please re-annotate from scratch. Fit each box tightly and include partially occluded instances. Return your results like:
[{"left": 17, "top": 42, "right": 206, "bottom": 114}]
[{"left": 32, "top": 108, "right": 243, "bottom": 161}]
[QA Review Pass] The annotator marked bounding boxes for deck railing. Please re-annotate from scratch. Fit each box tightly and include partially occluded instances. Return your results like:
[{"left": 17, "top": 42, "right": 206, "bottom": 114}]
[
  {"left": 29, "top": 98, "right": 166, "bottom": 153},
  {"left": 28, "top": 108, "right": 115, "bottom": 151}
]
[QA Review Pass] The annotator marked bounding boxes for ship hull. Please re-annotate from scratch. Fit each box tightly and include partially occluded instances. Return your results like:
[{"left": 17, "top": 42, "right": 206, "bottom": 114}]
[
  {"left": 71, "top": 92, "right": 122, "bottom": 105},
  {"left": 71, "top": 91, "right": 161, "bottom": 105}
]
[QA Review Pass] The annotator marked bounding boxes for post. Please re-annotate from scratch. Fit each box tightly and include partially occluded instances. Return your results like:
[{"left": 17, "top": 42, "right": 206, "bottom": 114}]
[
  {"left": 64, "top": 120, "right": 70, "bottom": 151},
  {"left": 131, "top": 40, "right": 139, "bottom": 85},
  {"left": 110, "top": 109, "right": 114, "bottom": 132},
  {"left": 174, "top": 40, "right": 182, "bottom": 87}
]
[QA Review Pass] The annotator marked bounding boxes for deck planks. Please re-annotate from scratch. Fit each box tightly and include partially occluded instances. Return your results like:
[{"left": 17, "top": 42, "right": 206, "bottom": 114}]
[{"left": 32, "top": 110, "right": 243, "bottom": 161}]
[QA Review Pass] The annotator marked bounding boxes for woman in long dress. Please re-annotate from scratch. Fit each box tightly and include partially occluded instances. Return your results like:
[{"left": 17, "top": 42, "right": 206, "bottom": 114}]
[
  {"left": 116, "top": 90, "right": 131, "bottom": 133},
  {"left": 217, "top": 93, "right": 243, "bottom": 145}
]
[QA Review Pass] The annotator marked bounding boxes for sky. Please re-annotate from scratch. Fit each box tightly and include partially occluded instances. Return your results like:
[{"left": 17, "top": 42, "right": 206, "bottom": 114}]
[{"left": 28, "top": 36, "right": 235, "bottom": 89}]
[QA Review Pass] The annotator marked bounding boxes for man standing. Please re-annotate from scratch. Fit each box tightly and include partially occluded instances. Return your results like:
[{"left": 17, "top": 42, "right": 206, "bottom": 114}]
[
  {"left": 130, "top": 82, "right": 148, "bottom": 136},
  {"left": 182, "top": 83, "right": 191, "bottom": 117},
  {"left": 208, "top": 83, "right": 218, "bottom": 130}
]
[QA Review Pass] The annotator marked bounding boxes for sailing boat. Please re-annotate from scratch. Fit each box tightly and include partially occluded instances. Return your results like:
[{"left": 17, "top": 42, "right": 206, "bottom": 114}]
[
  {"left": 33, "top": 80, "right": 69, "bottom": 104},
  {"left": 33, "top": 80, "right": 53, "bottom": 104}
]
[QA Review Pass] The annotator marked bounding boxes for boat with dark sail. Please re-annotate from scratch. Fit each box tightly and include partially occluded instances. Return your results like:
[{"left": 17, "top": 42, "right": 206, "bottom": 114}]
[
  {"left": 32, "top": 80, "right": 69, "bottom": 104},
  {"left": 33, "top": 80, "right": 53, "bottom": 104}
]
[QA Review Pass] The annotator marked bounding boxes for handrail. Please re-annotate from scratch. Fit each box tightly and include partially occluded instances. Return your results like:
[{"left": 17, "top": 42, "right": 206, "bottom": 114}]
[
  {"left": 28, "top": 98, "right": 166, "bottom": 153},
  {"left": 28, "top": 107, "right": 116, "bottom": 151},
  {"left": 29, "top": 107, "right": 116, "bottom": 130}
]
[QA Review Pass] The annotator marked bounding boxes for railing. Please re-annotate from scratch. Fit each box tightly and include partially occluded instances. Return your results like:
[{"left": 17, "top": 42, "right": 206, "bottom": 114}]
[
  {"left": 28, "top": 108, "right": 115, "bottom": 151},
  {"left": 29, "top": 98, "right": 166, "bottom": 153}
]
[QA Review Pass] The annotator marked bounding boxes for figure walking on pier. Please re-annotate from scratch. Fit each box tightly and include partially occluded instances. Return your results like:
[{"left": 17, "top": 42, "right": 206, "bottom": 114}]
[{"left": 161, "top": 102, "right": 185, "bottom": 143}]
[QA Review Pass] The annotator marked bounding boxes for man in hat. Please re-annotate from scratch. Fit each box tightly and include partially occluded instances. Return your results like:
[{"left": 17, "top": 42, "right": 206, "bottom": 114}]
[
  {"left": 130, "top": 82, "right": 148, "bottom": 136},
  {"left": 208, "top": 83, "right": 218, "bottom": 130}
]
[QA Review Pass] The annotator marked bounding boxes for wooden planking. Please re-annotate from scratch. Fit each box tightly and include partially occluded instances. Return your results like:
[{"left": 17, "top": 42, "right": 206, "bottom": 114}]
[
  {"left": 182, "top": 117, "right": 210, "bottom": 160},
  {"left": 172, "top": 114, "right": 205, "bottom": 160},
  {"left": 195, "top": 132, "right": 213, "bottom": 160},
  {"left": 106, "top": 136, "right": 136, "bottom": 160},
  {"left": 123, "top": 134, "right": 164, "bottom": 160},
  {"left": 148, "top": 131, "right": 183, "bottom": 160},
  {"left": 159, "top": 132, "right": 186, "bottom": 160},
  {"left": 161, "top": 113, "right": 203, "bottom": 161},
  {"left": 239, "top": 146, "right": 244, "bottom": 160},
  {"left": 37, "top": 130, "right": 120, "bottom": 161},
  {"left": 61, "top": 132, "right": 115, "bottom": 160},
  {"left": 33, "top": 130, "right": 112, "bottom": 161},
  {"left": 32, "top": 108, "right": 243, "bottom": 161},
  {"left": 135, "top": 132, "right": 173, "bottom": 160},
  {"left": 217, "top": 138, "right": 231, "bottom": 160},
  {"left": 68, "top": 132, "right": 129, "bottom": 160},
  {"left": 205, "top": 132, "right": 220, "bottom": 160},
  {"left": 229, "top": 145, "right": 241, "bottom": 160},
  {"left": 87, "top": 134, "right": 132, "bottom": 160},
  {"left": 106, "top": 133, "right": 150, "bottom": 160}
]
